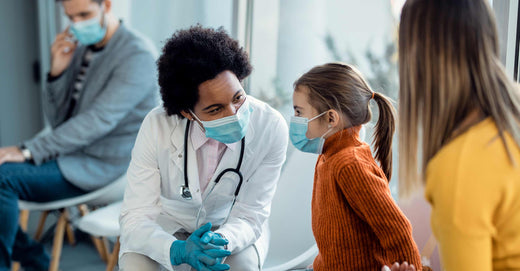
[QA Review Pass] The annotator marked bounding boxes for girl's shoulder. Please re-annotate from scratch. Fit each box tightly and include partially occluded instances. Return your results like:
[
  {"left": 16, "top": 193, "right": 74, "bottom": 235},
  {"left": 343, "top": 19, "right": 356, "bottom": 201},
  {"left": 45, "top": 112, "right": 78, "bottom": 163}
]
[
  {"left": 328, "top": 144, "right": 384, "bottom": 178},
  {"left": 328, "top": 142, "right": 375, "bottom": 166}
]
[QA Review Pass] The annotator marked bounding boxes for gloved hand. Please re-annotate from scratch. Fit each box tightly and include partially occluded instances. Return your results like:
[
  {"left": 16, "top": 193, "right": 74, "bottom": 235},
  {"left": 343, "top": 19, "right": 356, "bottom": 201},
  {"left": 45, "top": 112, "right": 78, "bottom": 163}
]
[
  {"left": 170, "top": 222, "right": 231, "bottom": 271},
  {"left": 200, "top": 231, "right": 229, "bottom": 264},
  {"left": 200, "top": 231, "right": 228, "bottom": 248}
]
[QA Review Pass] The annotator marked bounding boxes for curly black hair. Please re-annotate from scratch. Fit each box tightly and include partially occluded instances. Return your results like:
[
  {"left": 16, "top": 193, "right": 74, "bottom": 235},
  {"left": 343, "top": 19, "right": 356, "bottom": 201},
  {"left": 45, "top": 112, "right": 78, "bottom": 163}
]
[{"left": 157, "top": 25, "right": 253, "bottom": 117}]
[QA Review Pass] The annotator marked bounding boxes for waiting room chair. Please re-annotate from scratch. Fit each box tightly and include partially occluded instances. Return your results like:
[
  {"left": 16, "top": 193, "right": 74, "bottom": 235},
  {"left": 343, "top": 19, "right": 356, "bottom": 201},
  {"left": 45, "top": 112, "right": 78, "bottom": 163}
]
[
  {"left": 77, "top": 201, "right": 122, "bottom": 271},
  {"left": 13, "top": 175, "right": 126, "bottom": 271}
]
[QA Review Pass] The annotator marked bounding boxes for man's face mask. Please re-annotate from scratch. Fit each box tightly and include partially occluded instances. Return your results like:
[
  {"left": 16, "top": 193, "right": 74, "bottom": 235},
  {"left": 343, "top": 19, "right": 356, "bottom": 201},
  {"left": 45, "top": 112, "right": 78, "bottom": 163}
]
[{"left": 69, "top": 7, "right": 107, "bottom": 45}]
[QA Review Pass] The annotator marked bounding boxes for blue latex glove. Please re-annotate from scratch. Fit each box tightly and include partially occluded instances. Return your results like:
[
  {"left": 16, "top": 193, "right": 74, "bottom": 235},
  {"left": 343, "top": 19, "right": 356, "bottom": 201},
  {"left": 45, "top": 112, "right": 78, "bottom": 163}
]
[
  {"left": 200, "top": 231, "right": 229, "bottom": 264},
  {"left": 200, "top": 231, "right": 228, "bottom": 248},
  {"left": 170, "top": 222, "right": 231, "bottom": 271}
]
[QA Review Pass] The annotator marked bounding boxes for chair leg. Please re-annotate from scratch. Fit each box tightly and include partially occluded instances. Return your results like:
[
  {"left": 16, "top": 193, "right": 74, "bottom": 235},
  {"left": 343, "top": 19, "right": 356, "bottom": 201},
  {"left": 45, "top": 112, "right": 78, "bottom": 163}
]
[
  {"left": 78, "top": 204, "right": 109, "bottom": 262},
  {"left": 102, "top": 237, "right": 111, "bottom": 263},
  {"left": 34, "top": 211, "right": 49, "bottom": 241},
  {"left": 49, "top": 210, "right": 68, "bottom": 271},
  {"left": 11, "top": 262, "right": 20, "bottom": 271},
  {"left": 77, "top": 204, "right": 88, "bottom": 216},
  {"left": 106, "top": 237, "right": 120, "bottom": 271},
  {"left": 93, "top": 236, "right": 108, "bottom": 263},
  {"left": 19, "top": 210, "right": 29, "bottom": 231},
  {"left": 66, "top": 221, "right": 76, "bottom": 246}
]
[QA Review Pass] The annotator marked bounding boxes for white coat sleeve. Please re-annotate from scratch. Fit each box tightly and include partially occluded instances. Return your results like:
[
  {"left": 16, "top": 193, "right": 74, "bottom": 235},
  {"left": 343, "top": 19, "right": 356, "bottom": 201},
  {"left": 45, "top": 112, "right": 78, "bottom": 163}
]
[
  {"left": 215, "top": 115, "right": 288, "bottom": 253},
  {"left": 119, "top": 113, "right": 176, "bottom": 270}
]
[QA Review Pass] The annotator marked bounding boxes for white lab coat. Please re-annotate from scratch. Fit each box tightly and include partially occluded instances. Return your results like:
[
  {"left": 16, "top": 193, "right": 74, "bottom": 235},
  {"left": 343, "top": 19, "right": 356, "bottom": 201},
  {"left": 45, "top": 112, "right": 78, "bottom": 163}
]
[{"left": 119, "top": 96, "right": 288, "bottom": 270}]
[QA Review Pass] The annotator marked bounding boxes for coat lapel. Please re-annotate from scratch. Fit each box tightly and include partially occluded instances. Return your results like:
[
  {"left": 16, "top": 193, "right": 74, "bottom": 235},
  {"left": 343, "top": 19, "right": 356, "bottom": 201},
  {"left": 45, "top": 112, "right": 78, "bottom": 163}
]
[{"left": 170, "top": 119, "right": 202, "bottom": 202}]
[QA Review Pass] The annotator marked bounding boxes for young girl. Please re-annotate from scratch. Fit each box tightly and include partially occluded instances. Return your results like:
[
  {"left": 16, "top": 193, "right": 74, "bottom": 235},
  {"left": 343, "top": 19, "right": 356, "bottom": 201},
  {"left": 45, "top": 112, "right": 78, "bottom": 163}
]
[
  {"left": 290, "top": 62, "right": 422, "bottom": 270},
  {"left": 399, "top": 0, "right": 520, "bottom": 270}
]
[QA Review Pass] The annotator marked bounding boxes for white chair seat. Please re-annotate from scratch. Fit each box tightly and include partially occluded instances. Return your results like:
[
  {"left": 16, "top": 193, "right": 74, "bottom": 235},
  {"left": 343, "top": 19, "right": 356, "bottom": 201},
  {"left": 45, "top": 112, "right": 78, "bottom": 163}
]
[
  {"left": 77, "top": 201, "right": 122, "bottom": 237},
  {"left": 18, "top": 175, "right": 126, "bottom": 211}
]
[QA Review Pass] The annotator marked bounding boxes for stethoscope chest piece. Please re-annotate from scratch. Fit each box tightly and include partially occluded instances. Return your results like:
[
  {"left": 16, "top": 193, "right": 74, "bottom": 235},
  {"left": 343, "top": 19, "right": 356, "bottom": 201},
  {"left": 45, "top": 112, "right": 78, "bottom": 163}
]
[
  {"left": 181, "top": 120, "right": 245, "bottom": 200},
  {"left": 180, "top": 185, "right": 192, "bottom": 200},
  {"left": 181, "top": 120, "right": 246, "bottom": 228}
]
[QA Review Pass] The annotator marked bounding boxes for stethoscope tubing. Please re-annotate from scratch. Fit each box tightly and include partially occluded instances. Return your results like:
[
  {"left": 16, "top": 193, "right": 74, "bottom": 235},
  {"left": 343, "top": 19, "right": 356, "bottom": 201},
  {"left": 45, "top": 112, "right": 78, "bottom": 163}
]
[{"left": 183, "top": 120, "right": 245, "bottom": 228}]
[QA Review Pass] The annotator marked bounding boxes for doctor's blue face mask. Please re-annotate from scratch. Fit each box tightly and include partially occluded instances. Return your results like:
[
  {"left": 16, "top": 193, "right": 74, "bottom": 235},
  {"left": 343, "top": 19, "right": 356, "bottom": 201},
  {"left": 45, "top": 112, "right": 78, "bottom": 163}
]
[
  {"left": 290, "top": 111, "right": 332, "bottom": 154},
  {"left": 190, "top": 98, "right": 252, "bottom": 144},
  {"left": 69, "top": 8, "right": 107, "bottom": 45}
]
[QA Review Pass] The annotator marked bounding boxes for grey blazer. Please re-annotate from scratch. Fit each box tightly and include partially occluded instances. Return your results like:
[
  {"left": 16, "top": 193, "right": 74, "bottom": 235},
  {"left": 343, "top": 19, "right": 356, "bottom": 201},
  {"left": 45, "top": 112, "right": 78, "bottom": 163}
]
[{"left": 25, "top": 23, "right": 158, "bottom": 191}]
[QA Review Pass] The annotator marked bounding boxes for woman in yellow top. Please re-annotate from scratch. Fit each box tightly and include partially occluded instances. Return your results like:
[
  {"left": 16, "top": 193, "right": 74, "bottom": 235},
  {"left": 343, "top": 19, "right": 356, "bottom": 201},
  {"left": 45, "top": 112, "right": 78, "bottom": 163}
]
[{"left": 398, "top": 0, "right": 520, "bottom": 270}]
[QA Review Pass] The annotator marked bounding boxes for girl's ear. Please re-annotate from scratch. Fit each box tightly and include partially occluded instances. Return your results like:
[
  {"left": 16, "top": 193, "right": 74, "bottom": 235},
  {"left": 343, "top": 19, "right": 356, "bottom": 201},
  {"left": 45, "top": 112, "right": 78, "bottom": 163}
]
[
  {"left": 103, "top": 0, "right": 112, "bottom": 13},
  {"left": 327, "top": 109, "right": 349, "bottom": 129},
  {"left": 327, "top": 110, "right": 340, "bottom": 127}
]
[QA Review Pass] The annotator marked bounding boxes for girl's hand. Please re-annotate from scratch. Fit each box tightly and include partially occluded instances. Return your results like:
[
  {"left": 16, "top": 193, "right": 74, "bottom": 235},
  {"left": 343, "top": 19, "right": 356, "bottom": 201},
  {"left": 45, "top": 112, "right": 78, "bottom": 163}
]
[{"left": 382, "top": 262, "right": 416, "bottom": 271}]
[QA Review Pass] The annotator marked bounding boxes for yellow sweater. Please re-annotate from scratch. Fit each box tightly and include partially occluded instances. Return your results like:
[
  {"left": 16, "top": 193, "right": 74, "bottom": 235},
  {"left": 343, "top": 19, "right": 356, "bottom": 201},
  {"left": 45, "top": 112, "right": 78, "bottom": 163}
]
[{"left": 425, "top": 118, "right": 520, "bottom": 270}]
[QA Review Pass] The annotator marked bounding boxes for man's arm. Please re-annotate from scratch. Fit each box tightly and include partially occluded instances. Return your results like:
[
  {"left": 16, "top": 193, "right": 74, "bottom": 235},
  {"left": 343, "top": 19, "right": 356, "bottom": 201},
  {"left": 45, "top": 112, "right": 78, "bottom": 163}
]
[{"left": 24, "top": 50, "right": 157, "bottom": 165}]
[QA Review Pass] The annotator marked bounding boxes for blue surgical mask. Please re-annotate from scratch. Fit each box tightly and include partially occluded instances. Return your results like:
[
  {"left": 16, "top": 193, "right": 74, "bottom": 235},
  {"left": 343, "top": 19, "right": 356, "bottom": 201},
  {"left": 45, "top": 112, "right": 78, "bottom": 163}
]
[
  {"left": 290, "top": 111, "right": 332, "bottom": 154},
  {"left": 190, "top": 99, "right": 252, "bottom": 144},
  {"left": 69, "top": 10, "right": 106, "bottom": 45}
]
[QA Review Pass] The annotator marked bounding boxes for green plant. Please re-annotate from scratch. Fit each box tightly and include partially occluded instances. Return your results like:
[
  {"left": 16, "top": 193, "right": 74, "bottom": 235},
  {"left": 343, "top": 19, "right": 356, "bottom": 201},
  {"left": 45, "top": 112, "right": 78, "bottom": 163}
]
[{"left": 324, "top": 32, "right": 398, "bottom": 101}]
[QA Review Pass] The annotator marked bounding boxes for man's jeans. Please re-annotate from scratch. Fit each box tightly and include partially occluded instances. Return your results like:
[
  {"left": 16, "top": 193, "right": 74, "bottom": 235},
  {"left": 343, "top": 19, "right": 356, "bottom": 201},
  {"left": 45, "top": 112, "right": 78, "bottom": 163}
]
[{"left": 0, "top": 161, "right": 86, "bottom": 271}]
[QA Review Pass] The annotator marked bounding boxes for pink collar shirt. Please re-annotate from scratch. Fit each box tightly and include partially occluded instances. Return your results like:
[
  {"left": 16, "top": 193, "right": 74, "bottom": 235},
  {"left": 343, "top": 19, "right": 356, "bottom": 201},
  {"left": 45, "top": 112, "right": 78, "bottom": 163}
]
[{"left": 190, "top": 121, "right": 238, "bottom": 194}]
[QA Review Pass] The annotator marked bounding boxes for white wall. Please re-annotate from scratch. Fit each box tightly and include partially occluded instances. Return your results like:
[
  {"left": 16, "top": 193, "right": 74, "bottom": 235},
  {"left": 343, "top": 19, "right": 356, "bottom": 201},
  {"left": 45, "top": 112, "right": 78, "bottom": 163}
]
[{"left": 0, "top": 1, "right": 43, "bottom": 146}]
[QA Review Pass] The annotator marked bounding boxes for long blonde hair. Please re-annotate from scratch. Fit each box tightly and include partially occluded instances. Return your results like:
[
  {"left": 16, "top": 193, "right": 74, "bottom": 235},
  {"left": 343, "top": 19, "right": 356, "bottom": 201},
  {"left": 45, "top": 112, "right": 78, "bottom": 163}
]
[
  {"left": 295, "top": 63, "right": 397, "bottom": 180},
  {"left": 398, "top": 0, "right": 520, "bottom": 196}
]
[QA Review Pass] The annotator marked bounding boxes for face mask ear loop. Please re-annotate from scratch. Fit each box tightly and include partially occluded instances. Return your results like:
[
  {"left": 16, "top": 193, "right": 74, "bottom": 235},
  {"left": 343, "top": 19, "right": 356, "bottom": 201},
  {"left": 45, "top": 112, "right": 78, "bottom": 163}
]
[
  {"left": 189, "top": 110, "right": 205, "bottom": 132},
  {"left": 312, "top": 111, "right": 334, "bottom": 139},
  {"left": 308, "top": 111, "right": 328, "bottom": 122},
  {"left": 101, "top": 7, "right": 107, "bottom": 29},
  {"left": 321, "top": 125, "right": 334, "bottom": 139}
]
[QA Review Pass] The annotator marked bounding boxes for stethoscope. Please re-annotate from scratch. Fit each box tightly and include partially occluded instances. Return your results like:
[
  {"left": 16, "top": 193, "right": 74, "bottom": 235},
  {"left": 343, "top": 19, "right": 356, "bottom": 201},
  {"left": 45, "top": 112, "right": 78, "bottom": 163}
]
[{"left": 180, "top": 120, "right": 245, "bottom": 228}]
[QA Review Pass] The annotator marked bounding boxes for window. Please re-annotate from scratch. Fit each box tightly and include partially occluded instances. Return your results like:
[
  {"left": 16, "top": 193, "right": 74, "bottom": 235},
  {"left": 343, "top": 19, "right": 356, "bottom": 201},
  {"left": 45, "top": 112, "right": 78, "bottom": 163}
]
[{"left": 247, "top": 0, "right": 402, "bottom": 196}]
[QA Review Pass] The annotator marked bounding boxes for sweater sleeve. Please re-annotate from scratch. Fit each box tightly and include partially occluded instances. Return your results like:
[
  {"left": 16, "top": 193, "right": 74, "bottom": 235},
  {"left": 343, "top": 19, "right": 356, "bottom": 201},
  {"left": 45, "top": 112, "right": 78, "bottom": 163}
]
[{"left": 338, "top": 162, "right": 422, "bottom": 268}]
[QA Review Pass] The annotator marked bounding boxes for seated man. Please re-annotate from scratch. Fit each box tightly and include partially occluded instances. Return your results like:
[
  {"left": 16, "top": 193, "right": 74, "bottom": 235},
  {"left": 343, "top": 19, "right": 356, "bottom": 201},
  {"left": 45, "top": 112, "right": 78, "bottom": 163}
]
[
  {"left": 0, "top": 0, "right": 157, "bottom": 270},
  {"left": 119, "top": 26, "right": 289, "bottom": 271}
]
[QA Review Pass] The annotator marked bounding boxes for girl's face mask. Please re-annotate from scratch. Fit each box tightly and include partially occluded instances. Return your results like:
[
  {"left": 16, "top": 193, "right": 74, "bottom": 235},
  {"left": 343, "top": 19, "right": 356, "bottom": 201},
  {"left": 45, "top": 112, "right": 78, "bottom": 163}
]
[{"left": 289, "top": 111, "right": 332, "bottom": 154}]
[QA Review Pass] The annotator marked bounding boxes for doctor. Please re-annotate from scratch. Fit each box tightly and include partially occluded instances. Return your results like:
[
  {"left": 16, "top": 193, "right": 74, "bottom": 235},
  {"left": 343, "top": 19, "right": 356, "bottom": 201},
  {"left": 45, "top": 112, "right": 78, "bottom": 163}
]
[{"left": 119, "top": 26, "right": 289, "bottom": 271}]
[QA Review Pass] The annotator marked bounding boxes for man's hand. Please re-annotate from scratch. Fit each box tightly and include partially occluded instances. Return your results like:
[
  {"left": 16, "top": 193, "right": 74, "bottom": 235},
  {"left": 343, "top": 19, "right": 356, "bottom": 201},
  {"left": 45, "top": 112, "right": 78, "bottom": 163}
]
[
  {"left": 382, "top": 262, "right": 416, "bottom": 271},
  {"left": 0, "top": 146, "right": 25, "bottom": 165},
  {"left": 50, "top": 28, "right": 77, "bottom": 77}
]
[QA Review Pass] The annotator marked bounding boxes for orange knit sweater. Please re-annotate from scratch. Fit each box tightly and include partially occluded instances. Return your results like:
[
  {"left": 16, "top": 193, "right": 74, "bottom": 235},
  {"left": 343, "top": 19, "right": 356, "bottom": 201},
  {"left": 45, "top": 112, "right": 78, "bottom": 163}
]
[{"left": 311, "top": 128, "right": 421, "bottom": 270}]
